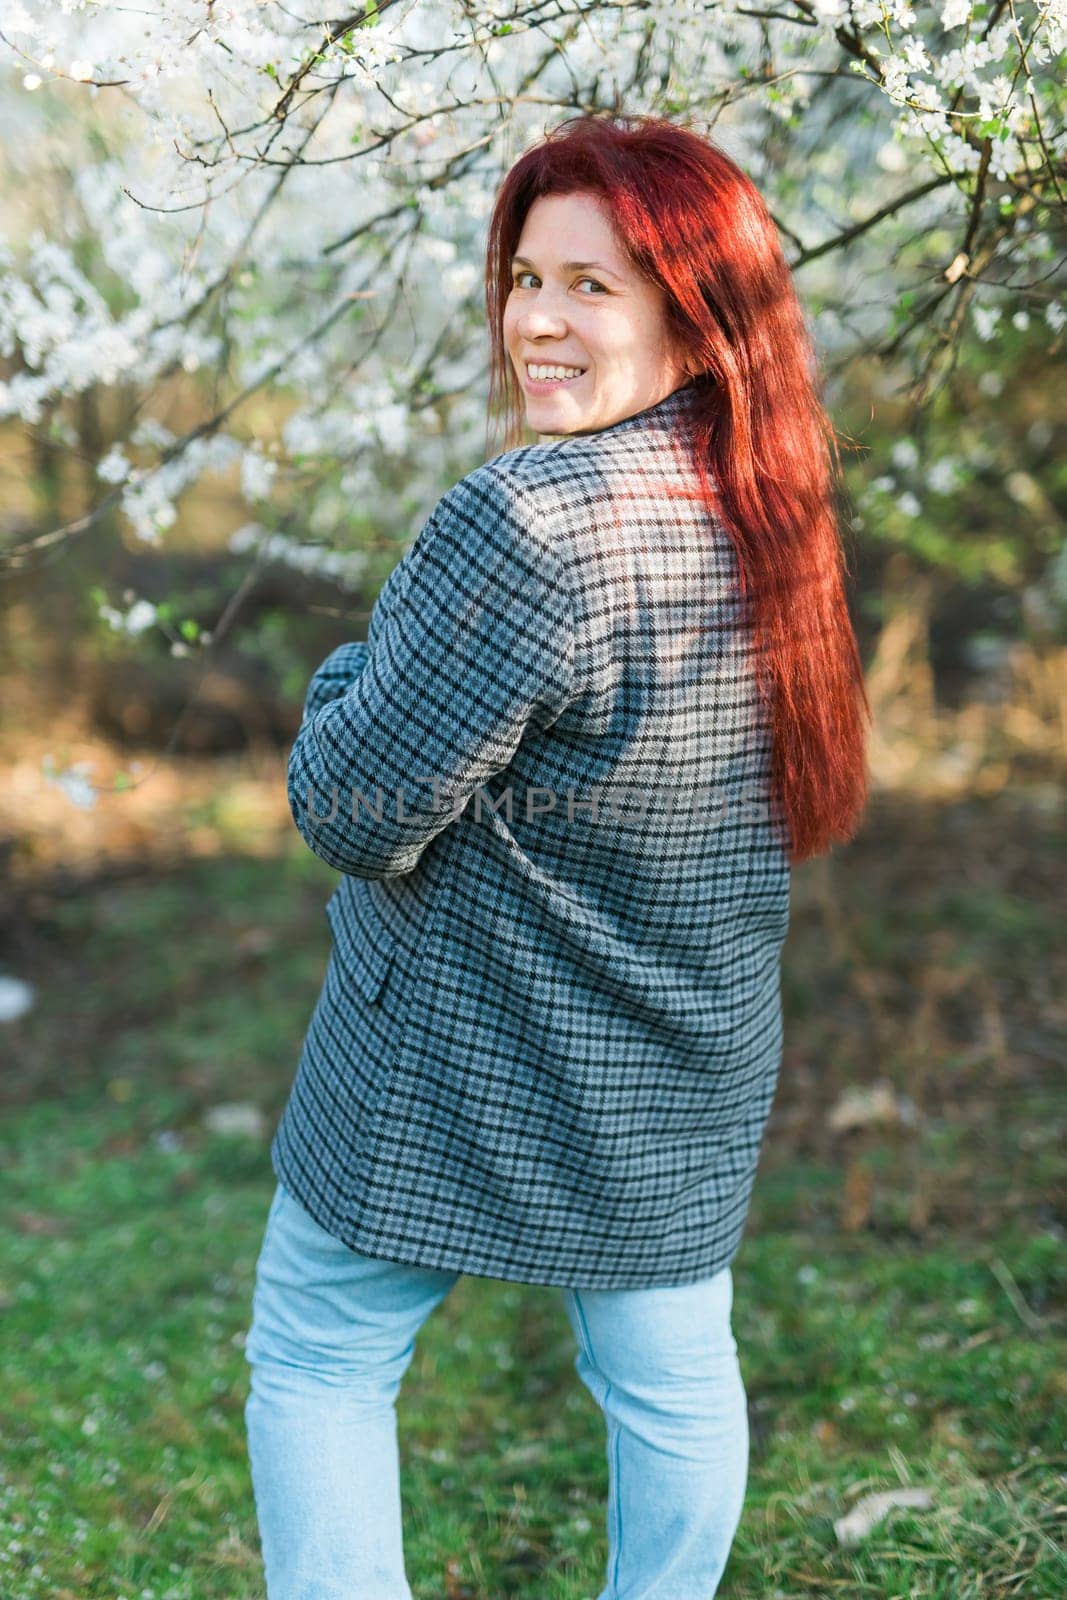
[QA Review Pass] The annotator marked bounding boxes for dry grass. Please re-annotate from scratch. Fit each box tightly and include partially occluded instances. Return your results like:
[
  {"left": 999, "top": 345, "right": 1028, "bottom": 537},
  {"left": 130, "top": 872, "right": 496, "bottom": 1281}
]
[
  {"left": 862, "top": 576, "right": 1066, "bottom": 799},
  {"left": 1, "top": 586, "right": 1063, "bottom": 885}
]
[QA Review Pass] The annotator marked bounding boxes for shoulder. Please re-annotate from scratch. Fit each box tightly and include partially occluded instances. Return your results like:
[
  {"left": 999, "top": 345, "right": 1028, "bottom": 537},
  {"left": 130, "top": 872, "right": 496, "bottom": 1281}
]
[
  {"left": 444, "top": 438, "right": 605, "bottom": 541},
  {"left": 433, "top": 450, "right": 564, "bottom": 562},
  {"left": 481, "top": 435, "right": 604, "bottom": 494},
  {"left": 412, "top": 455, "right": 568, "bottom": 595}
]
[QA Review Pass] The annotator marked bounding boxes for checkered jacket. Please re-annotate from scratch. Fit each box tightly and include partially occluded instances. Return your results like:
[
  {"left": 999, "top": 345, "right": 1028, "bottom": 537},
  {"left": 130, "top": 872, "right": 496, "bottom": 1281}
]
[{"left": 272, "top": 382, "right": 791, "bottom": 1289}]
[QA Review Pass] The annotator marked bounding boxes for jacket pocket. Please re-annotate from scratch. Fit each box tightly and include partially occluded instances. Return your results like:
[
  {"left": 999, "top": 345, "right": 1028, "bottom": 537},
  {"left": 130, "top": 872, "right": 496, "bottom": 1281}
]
[{"left": 325, "top": 882, "right": 397, "bottom": 1004}]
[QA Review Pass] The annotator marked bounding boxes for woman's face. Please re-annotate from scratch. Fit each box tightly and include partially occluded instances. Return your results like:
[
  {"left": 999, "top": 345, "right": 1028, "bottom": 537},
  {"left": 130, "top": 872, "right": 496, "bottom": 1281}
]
[{"left": 504, "top": 191, "right": 690, "bottom": 437}]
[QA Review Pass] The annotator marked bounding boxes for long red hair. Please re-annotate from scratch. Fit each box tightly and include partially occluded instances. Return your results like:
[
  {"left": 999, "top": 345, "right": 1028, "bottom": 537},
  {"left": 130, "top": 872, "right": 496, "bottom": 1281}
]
[{"left": 483, "top": 112, "right": 870, "bottom": 865}]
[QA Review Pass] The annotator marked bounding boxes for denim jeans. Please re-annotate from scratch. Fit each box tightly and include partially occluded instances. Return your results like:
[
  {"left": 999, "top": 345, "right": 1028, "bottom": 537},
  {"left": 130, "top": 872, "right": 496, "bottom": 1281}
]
[{"left": 243, "top": 1180, "right": 749, "bottom": 1599}]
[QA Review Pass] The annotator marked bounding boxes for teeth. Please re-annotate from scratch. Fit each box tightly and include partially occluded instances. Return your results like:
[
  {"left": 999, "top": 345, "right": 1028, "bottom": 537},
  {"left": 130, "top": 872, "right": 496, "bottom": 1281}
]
[{"left": 528, "top": 363, "right": 585, "bottom": 381}]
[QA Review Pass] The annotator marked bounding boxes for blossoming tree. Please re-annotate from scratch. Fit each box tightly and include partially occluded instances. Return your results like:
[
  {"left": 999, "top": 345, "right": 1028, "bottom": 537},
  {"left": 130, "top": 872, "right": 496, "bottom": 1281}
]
[{"left": 0, "top": 0, "right": 1063, "bottom": 805}]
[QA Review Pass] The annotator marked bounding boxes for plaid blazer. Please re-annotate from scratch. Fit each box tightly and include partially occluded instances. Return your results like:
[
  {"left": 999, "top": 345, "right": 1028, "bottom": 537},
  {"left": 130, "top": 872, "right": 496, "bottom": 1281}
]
[{"left": 272, "top": 381, "right": 791, "bottom": 1289}]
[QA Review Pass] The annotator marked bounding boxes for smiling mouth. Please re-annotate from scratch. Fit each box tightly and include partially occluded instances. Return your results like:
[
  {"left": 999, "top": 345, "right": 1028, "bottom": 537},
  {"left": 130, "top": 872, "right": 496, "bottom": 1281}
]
[{"left": 524, "top": 363, "right": 588, "bottom": 387}]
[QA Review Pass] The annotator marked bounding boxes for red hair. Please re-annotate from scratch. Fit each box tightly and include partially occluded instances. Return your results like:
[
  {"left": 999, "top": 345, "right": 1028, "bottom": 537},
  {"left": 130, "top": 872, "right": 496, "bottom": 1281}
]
[{"left": 484, "top": 112, "right": 871, "bottom": 865}]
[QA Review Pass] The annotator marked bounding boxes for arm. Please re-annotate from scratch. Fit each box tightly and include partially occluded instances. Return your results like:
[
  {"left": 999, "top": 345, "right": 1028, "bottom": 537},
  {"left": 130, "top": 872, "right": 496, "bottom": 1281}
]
[
  {"left": 286, "top": 466, "right": 575, "bottom": 879},
  {"left": 299, "top": 641, "right": 370, "bottom": 725},
  {"left": 297, "top": 529, "right": 416, "bottom": 725}
]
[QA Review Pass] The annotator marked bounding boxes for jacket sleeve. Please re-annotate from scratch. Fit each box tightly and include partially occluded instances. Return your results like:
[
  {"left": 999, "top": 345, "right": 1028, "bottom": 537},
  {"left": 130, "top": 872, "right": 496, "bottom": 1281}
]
[
  {"left": 286, "top": 466, "right": 575, "bottom": 878},
  {"left": 299, "top": 641, "right": 370, "bottom": 724},
  {"left": 294, "top": 528, "right": 416, "bottom": 726}
]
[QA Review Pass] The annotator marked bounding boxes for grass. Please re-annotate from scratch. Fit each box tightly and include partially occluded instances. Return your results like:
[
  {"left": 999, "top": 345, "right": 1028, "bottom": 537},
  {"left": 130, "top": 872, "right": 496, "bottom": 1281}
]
[{"left": 1, "top": 790, "right": 1065, "bottom": 1598}]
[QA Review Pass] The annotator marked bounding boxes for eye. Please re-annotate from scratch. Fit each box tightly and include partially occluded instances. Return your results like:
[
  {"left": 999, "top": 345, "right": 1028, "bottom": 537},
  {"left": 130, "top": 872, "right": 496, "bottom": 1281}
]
[{"left": 510, "top": 271, "right": 608, "bottom": 294}]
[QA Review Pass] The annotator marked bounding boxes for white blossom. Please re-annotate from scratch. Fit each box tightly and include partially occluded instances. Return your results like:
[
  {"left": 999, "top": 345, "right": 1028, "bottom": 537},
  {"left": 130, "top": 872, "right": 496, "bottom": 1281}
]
[
  {"left": 42, "top": 757, "right": 97, "bottom": 810},
  {"left": 228, "top": 521, "right": 371, "bottom": 589},
  {"left": 941, "top": 0, "right": 971, "bottom": 27},
  {"left": 96, "top": 445, "right": 130, "bottom": 483},
  {"left": 130, "top": 418, "right": 175, "bottom": 450},
  {"left": 240, "top": 449, "right": 278, "bottom": 503},
  {"left": 973, "top": 303, "right": 1002, "bottom": 342},
  {"left": 5, "top": 4, "right": 36, "bottom": 37},
  {"left": 926, "top": 457, "right": 963, "bottom": 494},
  {"left": 96, "top": 595, "right": 157, "bottom": 635},
  {"left": 124, "top": 598, "right": 157, "bottom": 635},
  {"left": 0, "top": 976, "right": 36, "bottom": 1024},
  {"left": 0, "top": 0, "right": 1056, "bottom": 571}
]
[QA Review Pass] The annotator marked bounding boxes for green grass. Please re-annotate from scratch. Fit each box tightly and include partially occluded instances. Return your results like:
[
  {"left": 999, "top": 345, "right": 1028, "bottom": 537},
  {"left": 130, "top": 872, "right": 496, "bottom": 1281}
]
[
  {"left": 2, "top": 1093, "right": 1063, "bottom": 1598},
  {"left": 2, "top": 800, "right": 1065, "bottom": 1597}
]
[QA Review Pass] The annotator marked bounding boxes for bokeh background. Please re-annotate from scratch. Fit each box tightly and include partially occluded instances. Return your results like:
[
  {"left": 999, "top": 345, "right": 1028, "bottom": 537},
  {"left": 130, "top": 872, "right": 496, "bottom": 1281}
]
[{"left": 1, "top": 4, "right": 1064, "bottom": 1597}]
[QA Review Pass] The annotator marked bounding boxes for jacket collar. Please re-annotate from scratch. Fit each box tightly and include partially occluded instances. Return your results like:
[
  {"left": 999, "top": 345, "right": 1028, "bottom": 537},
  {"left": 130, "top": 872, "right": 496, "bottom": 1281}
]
[
  {"left": 597, "top": 380, "right": 703, "bottom": 437},
  {"left": 538, "top": 380, "right": 704, "bottom": 446}
]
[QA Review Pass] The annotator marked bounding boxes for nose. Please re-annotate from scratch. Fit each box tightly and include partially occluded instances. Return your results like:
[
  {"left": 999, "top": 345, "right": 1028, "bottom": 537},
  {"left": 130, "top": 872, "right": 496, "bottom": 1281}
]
[{"left": 514, "top": 290, "right": 568, "bottom": 339}]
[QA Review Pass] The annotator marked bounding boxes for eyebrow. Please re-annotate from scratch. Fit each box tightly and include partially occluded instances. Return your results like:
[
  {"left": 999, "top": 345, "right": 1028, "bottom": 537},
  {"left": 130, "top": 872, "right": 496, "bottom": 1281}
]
[{"left": 510, "top": 254, "right": 623, "bottom": 282}]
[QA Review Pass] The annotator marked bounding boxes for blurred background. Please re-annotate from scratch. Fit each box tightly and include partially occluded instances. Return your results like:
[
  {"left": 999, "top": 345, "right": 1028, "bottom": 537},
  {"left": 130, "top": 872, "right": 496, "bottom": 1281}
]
[{"left": 1, "top": 4, "right": 1064, "bottom": 1598}]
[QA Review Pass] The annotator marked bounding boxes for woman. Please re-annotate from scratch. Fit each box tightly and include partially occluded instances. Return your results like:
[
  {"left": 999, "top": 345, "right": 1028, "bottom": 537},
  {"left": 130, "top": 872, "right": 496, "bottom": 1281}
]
[{"left": 244, "top": 112, "right": 870, "bottom": 1599}]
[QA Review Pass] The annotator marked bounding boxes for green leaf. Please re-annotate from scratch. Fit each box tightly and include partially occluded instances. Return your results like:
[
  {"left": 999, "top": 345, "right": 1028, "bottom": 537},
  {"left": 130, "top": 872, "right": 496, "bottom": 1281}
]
[{"left": 891, "top": 290, "right": 917, "bottom": 329}]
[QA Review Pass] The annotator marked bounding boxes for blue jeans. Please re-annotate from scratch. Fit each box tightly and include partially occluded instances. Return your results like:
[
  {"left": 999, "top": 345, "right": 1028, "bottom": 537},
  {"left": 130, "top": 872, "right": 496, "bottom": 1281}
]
[{"left": 243, "top": 1180, "right": 749, "bottom": 1599}]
